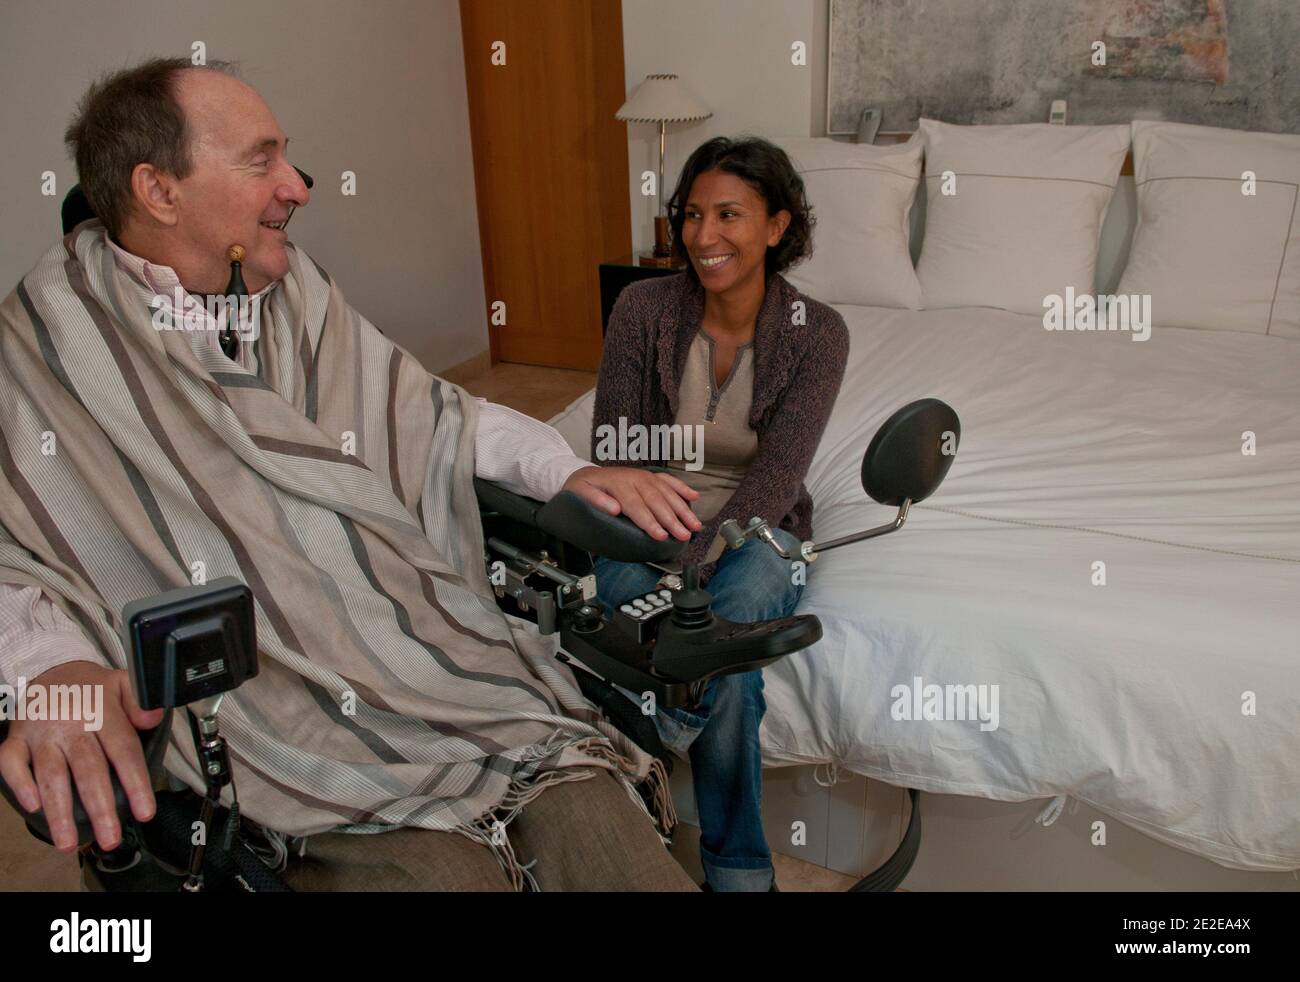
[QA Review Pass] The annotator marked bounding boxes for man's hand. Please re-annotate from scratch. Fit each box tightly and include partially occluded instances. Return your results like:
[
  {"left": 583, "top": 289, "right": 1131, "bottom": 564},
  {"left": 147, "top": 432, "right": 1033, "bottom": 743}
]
[
  {"left": 562, "top": 466, "right": 703, "bottom": 542},
  {"left": 0, "top": 661, "right": 165, "bottom": 853}
]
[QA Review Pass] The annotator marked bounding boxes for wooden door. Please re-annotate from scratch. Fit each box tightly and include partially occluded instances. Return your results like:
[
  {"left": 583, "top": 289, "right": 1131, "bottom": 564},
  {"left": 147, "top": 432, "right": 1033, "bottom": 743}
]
[{"left": 460, "top": 0, "right": 631, "bottom": 371}]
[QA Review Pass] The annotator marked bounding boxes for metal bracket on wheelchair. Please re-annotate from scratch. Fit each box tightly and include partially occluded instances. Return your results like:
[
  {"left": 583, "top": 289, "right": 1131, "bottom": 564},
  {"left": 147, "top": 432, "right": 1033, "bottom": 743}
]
[
  {"left": 483, "top": 536, "right": 678, "bottom": 707},
  {"left": 719, "top": 499, "right": 913, "bottom": 565},
  {"left": 486, "top": 536, "right": 596, "bottom": 636},
  {"left": 482, "top": 527, "right": 821, "bottom": 710}
]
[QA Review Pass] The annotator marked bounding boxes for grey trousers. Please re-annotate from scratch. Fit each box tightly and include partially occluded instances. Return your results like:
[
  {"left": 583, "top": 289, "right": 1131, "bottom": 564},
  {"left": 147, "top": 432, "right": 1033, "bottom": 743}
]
[{"left": 280, "top": 768, "right": 698, "bottom": 891}]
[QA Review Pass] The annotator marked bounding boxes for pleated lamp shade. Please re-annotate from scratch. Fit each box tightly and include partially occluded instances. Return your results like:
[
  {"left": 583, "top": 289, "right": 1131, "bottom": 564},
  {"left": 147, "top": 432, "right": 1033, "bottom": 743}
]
[{"left": 616, "top": 74, "right": 712, "bottom": 123}]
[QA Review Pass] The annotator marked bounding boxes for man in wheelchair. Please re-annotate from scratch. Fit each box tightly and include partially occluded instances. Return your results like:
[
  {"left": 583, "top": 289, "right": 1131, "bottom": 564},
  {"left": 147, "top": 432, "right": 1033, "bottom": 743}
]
[{"left": 0, "top": 57, "right": 822, "bottom": 892}]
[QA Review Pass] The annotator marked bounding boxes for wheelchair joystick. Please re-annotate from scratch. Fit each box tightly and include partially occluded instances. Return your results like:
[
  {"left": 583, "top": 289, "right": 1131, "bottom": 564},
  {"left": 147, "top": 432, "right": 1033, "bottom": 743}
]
[{"left": 669, "top": 565, "right": 713, "bottom": 629}]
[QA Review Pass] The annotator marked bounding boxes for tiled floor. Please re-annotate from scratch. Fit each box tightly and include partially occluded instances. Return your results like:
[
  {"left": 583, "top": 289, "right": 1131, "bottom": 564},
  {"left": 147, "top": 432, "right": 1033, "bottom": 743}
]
[
  {"left": 458, "top": 362, "right": 595, "bottom": 421},
  {"left": 1, "top": 798, "right": 81, "bottom": 892},
  {"left": 669, "top": 823, "right": 859, "bottom": 892},
  {"left": 0, "top": 362, "right": 855, "bottom": 893},
  {"left": 1, "top": 796, "right": 855, "bottom": 892}
]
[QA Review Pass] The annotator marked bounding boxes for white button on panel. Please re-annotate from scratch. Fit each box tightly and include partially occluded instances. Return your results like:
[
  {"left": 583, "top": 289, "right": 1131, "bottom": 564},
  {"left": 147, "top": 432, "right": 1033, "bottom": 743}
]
[
  {"left": 620, "top": 605, "right": 635, "bottom": 615},
  {"left": 659, "top": 590, "right": 672, "bottom": 601}
]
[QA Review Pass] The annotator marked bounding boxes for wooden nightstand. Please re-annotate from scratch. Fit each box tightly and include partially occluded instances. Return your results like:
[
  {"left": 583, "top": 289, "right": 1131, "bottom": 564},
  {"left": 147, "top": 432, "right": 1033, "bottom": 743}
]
[{"left": 598, "top": 254, "right": 684, "bottom": 336}]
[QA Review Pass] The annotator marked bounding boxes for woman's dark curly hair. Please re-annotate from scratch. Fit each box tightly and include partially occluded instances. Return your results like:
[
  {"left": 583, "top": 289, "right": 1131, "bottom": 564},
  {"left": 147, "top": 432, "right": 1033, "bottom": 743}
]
[{"left": 667, "top": 136, "right": 814, "bottom": 279}]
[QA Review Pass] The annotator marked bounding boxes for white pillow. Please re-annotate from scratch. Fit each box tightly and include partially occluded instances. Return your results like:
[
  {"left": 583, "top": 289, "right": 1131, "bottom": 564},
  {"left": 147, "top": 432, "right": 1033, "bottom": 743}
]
[
  {"left": 1116, "top": 120, "right": 1300, "bottom": 338},
  {"left": 775, "top": 136, "right": 923, "bottom": 309},
  {"left": 916, "top": 118, "right": 1130, "bottom": 314}
]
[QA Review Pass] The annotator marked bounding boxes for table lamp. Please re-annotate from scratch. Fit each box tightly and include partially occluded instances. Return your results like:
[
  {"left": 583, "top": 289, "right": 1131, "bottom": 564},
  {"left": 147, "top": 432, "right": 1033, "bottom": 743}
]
[{"left": 616, "top": 73, "right": 712, "bottom": 267}]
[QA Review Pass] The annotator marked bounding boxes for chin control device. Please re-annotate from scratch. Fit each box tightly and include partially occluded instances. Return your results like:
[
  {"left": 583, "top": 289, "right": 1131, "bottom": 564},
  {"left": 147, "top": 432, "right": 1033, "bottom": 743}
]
[
  {"left": 122, "top": 576, "right": 258, "bottom": 891},
  {"left": 216, "top": 245, "right": 248, "bottom": 360},
  {"left": 123, "top": 577, "right": 257, "bottom": 710}
]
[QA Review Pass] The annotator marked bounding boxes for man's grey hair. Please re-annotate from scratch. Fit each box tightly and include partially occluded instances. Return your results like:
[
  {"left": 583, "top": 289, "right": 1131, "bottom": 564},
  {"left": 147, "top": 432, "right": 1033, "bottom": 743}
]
[{"left": 63, "top": 57, "right": 238, "bottom": 239}]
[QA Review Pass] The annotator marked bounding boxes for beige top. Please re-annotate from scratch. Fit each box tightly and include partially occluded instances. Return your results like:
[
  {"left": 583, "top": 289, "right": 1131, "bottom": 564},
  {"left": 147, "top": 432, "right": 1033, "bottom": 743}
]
[{"left": 668, "top": 331, "right": 758, "bottom": 562}]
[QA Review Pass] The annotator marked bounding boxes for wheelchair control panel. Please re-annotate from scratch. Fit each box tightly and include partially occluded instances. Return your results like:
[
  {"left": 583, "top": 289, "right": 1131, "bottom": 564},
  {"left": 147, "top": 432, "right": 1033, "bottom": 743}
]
[
  {"left": 475, "top": 478, "right": 823, "bottom": 710},
  {"left": 612, "top": 588, "right": 675, "bottom": 643}
]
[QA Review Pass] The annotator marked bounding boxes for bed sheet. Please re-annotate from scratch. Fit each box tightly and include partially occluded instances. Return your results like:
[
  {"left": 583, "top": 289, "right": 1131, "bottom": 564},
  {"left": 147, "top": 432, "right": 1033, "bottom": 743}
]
[{"left": 547, "top": 306, "right": 1300, "bottom": 870}]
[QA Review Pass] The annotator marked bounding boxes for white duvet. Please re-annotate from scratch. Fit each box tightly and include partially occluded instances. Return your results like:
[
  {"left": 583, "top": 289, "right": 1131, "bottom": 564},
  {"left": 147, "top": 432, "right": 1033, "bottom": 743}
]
[{"left": 549, "top": 305, "right": 1300, "bottom": 871}]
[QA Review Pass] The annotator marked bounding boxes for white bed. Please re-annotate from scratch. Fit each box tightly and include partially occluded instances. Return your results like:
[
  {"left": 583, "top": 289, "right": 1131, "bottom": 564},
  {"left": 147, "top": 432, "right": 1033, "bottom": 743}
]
[{"left": 550, "top": 303, "right": 1300, "bottom": 878}]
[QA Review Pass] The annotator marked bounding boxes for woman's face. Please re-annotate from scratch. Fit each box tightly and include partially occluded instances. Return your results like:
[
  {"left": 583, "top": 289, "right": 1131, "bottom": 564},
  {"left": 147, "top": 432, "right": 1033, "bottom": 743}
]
[{"left": 681, "top": 169, "right": 790, "bottom": 297}]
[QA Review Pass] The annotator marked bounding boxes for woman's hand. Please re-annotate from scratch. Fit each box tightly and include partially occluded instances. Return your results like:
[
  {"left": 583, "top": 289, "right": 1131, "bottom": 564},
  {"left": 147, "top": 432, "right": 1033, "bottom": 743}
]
[{"left": 562, "top": 466, "right": 703, "bottom": 541}]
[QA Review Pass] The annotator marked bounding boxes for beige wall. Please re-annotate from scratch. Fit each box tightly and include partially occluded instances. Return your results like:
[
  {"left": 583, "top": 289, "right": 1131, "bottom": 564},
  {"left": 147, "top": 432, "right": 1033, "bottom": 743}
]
[
  {"left": 620, "top": 0, "right": 827, "bottom": 254},
  {"left": 0, "top": 0, "right": 487, "bottom": 375},
  {"left": 618, "top": 0, "right": 1140, "bottom": 290}
]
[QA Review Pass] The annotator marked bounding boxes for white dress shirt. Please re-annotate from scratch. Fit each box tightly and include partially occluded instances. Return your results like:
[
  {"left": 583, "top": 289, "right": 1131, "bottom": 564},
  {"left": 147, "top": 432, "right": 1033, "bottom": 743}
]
[{"left": 0, "top": 240, "right": 590, "bottom": 686}]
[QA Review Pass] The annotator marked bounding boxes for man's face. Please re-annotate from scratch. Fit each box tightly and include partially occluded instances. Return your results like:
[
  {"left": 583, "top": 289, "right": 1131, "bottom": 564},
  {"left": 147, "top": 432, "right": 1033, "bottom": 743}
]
[{"left": 168, "top": 71, "right": 310, "bottom": 293}]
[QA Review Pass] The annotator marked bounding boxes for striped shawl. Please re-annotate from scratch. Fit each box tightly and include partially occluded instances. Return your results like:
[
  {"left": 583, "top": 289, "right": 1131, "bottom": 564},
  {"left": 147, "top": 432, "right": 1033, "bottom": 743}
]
[{"left": 0, "top": 223, "right": 672, "bottom": 887}]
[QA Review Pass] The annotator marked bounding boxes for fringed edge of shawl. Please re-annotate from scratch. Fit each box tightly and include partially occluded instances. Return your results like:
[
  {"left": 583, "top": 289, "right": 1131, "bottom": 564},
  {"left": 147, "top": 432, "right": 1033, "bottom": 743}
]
[{"left": 453, "top": 741, "right": 678, "bottom": 892}]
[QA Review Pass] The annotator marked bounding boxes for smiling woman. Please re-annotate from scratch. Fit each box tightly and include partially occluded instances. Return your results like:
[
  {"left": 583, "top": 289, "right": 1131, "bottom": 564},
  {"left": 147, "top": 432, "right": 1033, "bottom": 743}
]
[
  {"left": 668, "top": 137, "right": 815, "bottom": 287},
  {"left": 589, "top": 135, "right": 848, "bottom": 892}
]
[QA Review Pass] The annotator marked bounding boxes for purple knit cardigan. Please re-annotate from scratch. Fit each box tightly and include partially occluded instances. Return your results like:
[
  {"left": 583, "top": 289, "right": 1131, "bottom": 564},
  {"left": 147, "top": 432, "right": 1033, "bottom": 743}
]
[{"left": 592, "top": 271, "right": 850, "bottom": 572}]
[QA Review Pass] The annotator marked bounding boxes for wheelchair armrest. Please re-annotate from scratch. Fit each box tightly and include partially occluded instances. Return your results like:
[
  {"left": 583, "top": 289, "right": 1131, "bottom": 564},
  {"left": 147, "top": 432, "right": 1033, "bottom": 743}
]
[
  {"left": 474, "top": 477, "right": 686, "bottom": 564},
  {"left": 0, "top": 711, "right": 173, "bottom": 847}
]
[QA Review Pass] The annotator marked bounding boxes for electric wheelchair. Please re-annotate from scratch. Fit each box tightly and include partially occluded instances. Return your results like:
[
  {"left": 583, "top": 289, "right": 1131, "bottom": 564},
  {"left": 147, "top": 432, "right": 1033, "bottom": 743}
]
[{"left": 0, "top": 184, "right": 959, "bottom": 892}]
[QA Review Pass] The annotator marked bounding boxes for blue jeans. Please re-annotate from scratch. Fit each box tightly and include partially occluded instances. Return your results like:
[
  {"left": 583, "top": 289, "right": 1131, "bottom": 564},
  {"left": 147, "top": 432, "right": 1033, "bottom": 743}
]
[{"left": 592, "top": 527, "right": 805, "bottom": 892}]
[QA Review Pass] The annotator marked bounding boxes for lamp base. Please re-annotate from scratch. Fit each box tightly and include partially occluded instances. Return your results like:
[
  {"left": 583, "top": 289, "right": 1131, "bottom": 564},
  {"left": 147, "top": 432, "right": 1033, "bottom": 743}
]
[
  {"left": 637, "top": 253, "right": 681, "bottom": 268},
  {"left": 639, "top": 214, "right": 680, "bottom": 268}
]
